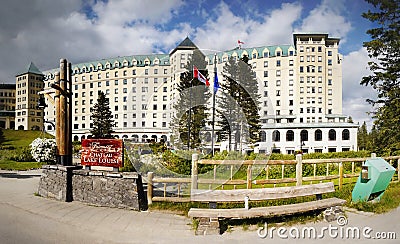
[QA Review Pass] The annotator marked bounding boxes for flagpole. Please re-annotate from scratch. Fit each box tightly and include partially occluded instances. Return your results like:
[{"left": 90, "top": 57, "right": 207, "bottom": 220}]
[
  {"left": 211, "top": 54, "right": 217, "bottom": 156},
  {"left": 188, "top": 68, "right": 192, "bottom": 150}
]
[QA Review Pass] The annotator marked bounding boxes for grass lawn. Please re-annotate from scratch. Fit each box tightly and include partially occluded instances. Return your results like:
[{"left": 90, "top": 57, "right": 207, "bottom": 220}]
[
  {"left": 0, "top": 159, "right": 44, "bottom": 171},
  {"left": 0, "top": 129, "right": 53, "bottom": 170},
  {"left": 1, "top": 129, "right": 53, "bottom": 148}
]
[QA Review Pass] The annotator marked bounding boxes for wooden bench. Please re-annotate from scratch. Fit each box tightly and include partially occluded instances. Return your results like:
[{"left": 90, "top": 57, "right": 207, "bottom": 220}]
[{"left": 188, "top": 182, "right": 346, "bottom": 235}]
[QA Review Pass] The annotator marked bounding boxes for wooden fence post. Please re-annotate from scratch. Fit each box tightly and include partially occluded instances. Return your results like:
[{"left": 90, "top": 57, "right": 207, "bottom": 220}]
[
  {"left": 339, "top": 162, "right": 343, "bottom": 190},
  {"left": 296, "top": 154, "right": 303, "bottom": 186},
  {"left": 191, "top": 153, "right": 198, "bottom": 191},
  {"left": 247, "top": 165, "right": 252, "bottom": 189},
  {"left": 147, "top": 172, "right": 153, "bottom": 205},
  {"left": 397, "top": 159, "right": 400, "bottom": 182}
]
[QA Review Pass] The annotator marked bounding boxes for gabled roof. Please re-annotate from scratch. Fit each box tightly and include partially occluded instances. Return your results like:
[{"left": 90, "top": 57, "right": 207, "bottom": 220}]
[
  {"left": 16, "top": 62, "right": 43, "bottom": 76},
  {"left": 170, "top": 37, "right": 198, "bottom": 55}
]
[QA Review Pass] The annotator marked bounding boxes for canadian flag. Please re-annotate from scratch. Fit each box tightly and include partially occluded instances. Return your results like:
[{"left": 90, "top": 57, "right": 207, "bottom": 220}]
[
  {"left": 193, "top": 66, "right": 210, "bottom": 86},
  {"left": 238, "top": 40, "right": 245, "bottom": 45}
]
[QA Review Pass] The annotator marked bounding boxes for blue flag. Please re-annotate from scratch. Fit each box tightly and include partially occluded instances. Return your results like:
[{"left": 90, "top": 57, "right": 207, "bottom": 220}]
[{"left": 214, "top": 72, "right": 220, "bottom": 93}]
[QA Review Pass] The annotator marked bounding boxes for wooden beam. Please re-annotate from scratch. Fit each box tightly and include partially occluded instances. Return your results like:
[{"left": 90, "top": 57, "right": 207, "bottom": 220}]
[
  {"left": 188, "top": 197, "right": 346, "bottom": 218},
  {"left": 191, "top": 182, "right": 335, "bottom": 202}
]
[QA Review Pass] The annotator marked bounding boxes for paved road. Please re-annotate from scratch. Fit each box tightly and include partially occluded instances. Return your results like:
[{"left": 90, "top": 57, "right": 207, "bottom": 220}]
[{"left": 0, "top": 170, "right": 398, "bottom": 243}]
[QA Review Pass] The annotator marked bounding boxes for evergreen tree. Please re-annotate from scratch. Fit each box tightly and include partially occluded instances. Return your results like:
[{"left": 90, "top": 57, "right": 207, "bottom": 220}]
[
  {"left": 170, "top": 49, "right": 211, "bottom": 149},
  {"left": 217, "top": 55, "right": 261, "bottom": 151},
  {"left": 357, "top": 121, "right": 368, "bottom": 150},
  {"left": 0, "top": 127, "right": 4, "bottom": 145},
  {"left": 361, "top": 0, "right": 400, "bottom": 152},
  {"left": 90, "top": 91, "right": 115, "bottom": 139}
]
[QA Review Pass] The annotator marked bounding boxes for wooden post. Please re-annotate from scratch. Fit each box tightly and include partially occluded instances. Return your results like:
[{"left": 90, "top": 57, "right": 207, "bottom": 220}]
[
  {"left": 339, "top": 162, "right": 344, "bottom": 190},
  {"left": 67, "top": 62, "right": 73, "bottom": 165},
  {"left": 54, "top": 71, "right": 60, "bottom": 164},
  {"left": 326, "top": 163, "right": 329, "bottom": 176},
  {"left": 265, "top": 165, "right": 269, "bottom": 180},
  {"left": 397, "top": 159, "right": 400, "bottom": 182},
  {"left": 371, "top": 153, "right": 376, "bottom": 158},
  {"left": 351, "top": 161, "right": 355, "bottom": 174},
  {"left": 191, "top": 154, "right": 198, "bottom": 191},
  {"left": 147, "top": 172, "right": 153, "bottom": 205},
  {"left": 247, "top": 165, "right": 252, "bottom": 189},
  {"left": 296, "top": 154, "right": 303, "bottom": 186},
  {"left": 59, "top": 60, "right": 66, "bottom": 161}
]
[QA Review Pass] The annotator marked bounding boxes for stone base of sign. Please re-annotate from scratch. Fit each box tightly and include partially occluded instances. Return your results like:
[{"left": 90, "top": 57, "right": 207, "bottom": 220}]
[{"left": 38, "top": 165, "right": 147, "bottom": 211}]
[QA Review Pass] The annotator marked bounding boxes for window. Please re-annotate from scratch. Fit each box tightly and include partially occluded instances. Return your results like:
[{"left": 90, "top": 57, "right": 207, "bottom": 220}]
[
  {"left": 315, "top": 129, "right": 322, "bottom": 141},
  {"left": 328, "top": 59, "right": 332, "bottom": 65},
  {"left": 300, "top": 130, "right": 308, "bottom": 142},
  {"left": 276, "top": 60, "right": 281, "bottom": 67},
  {"left": 328, "top": 129, "right": 336, "bottom": 141},
  {"left": 342, "top": 129, "right": 350, "bottom": 140},
  {"left": 328, "top": 51, "right": 332, "bottom": 56},
  {"left": 264, "top": 81, "right": 268, "bottom": 87},
  {"left": 286, "top": 130, "right": 294, "bottom": 141},
  {"left": 264, "top": 61, "right": 268, "bottom": 67},
  {"left": 264, "top": 71, "right": 268, "bottom": 77},
  {"left": 276, "top": 70, "right": 281, "bottom": 77},
  {"left": 289, "top": 60, "right": 294, "bottom": 66},
  {"left": 276, "top": 80, "right": 281, "bottom": 86},
  {"left": 272, "top": 130, "right": 280, "bottom": 142}
]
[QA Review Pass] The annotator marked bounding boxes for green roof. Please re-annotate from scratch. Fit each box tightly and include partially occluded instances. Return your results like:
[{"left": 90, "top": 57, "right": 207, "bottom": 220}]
[
  {"left": 16, "top": 62, "right": 43, "bottom": 76},
  {"left": 206, "top": 44, "right": 295, "bottom": 64}
]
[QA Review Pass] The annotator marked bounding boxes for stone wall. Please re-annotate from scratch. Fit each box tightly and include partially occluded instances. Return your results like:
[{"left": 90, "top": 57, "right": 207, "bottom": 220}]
[{"left": 38, "top": 165, "right": 147, "bottom": 211}]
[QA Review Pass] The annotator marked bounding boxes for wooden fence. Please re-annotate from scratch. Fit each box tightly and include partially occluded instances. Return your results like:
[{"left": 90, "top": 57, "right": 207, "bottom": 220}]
[{"left": 146, "top": 153, "right": 400, "bottom": 205}]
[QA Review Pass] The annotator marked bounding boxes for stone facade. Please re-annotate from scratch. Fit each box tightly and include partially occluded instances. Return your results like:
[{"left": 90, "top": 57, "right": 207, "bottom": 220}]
[{"left": 38, "top": 165, "right": 147, "bottom": 211}]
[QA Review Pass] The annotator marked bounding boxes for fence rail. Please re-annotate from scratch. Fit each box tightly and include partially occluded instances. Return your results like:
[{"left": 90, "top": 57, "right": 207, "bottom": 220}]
[{"left": 146, "top": 153, "right": 400, "bottom": 205}]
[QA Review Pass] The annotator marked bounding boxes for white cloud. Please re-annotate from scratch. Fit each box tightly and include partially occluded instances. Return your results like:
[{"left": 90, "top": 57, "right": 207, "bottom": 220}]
[
  {"left": 92, "top": 0, "right": 184, "bottom": 26},
  {"left": 342, "top": 47, "right": 376, "bottom": 128},
  {"left": 193, "top": 2, "right": 302, "bottom": 53},
  {"left": 0, "top": 0, "right": 188, "bottom": 83},
  {"left": 296, "top": 0, "right": 352, "bottom": 41}
]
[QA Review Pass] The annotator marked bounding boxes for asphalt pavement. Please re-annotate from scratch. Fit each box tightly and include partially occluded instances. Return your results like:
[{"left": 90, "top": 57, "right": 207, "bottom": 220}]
[{"left": 0, "top": 169, "right": 398, "bottom": 243}]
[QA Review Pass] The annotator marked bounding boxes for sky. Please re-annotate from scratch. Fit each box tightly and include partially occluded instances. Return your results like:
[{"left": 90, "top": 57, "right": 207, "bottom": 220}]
[{"left": 0, "top": 0, "right": 378, "bottom": 128}]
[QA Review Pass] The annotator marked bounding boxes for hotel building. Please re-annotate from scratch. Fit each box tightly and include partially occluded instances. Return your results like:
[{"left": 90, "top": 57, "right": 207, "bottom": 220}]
[
  {"left": 16, "top": 33, "right": 358, "bottom": 154},
  {"left": 0, "top": 83, "right": 16, "bottom": 129},
  {"left": 15, "top": 62, "right": 44, "bottom": 131}
]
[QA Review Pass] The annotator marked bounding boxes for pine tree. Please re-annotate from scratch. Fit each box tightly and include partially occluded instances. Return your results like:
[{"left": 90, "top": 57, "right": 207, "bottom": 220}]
[
  {"left": 0, "top": 127, "right": 4, "bottom": 145},
  {"left": 361, "top": 0, "right": 400, "bottom": 153},
  {"left": 170, "top": 49, "right": 211, "bottom": 149},
  {"left": 90, "top": 91, "right": 115, "bottom": 139},
  {"left": 217, "top": 55, "right": 261, "bottom": 151},
  {"left": 357, "top": 121, "right": 368, "bottom": 150}
]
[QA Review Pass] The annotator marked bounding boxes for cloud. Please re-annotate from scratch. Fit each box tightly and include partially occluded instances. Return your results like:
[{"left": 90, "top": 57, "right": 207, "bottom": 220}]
[
  {"left": 296, "top": 0, "right": 352, "bottom": 41},
  {"left": 342, "top": 47, "right": 376, "bottom": 128},
  {"left": 0, "top": 0, "right": 187, "bottom": 83},
  {"left": 193, "top": 2, "right": 302, "bottom": 52}
]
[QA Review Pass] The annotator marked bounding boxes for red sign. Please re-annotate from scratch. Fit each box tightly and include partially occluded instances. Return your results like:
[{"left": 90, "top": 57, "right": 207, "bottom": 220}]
[{"left": 81, "top": 139, "right": 123, "bottom": 168}]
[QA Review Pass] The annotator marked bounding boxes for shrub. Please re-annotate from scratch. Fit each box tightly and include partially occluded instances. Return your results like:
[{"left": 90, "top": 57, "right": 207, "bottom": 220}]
[{"left": 30, "top": 138, "right": 56, "bottom": 163}]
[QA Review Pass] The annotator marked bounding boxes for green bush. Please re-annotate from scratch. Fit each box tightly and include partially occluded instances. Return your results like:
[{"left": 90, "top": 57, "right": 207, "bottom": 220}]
[{"left": 8, "top": 147, "right": 34, "bottom": 162}]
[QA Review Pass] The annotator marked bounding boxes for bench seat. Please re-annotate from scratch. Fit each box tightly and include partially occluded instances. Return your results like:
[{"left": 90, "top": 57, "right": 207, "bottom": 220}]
[{"left": 188, "top": 197, "right": 346, "bottom": 219}]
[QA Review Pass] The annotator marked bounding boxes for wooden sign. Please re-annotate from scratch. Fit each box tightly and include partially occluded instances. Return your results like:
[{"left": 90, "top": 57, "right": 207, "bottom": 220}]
[{"left": 81, "top": 139, "right": 123, "bottom": 168}]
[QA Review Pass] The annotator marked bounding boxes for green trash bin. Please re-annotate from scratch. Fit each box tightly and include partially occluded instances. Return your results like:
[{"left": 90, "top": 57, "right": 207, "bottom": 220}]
[{"left": 352, "top": 157, "right": 395, "bottom": 202}]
